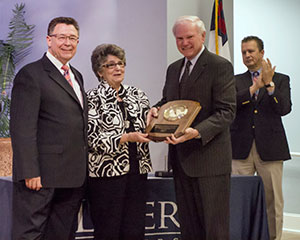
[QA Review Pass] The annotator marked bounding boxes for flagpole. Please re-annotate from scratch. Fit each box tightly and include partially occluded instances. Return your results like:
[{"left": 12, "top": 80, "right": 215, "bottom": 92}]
[
  {"left": 208, "top": 0, "right": 231, "bottom": 61},
  {"left": 214, "top": 0, "right": 219, "bottom": 55}
]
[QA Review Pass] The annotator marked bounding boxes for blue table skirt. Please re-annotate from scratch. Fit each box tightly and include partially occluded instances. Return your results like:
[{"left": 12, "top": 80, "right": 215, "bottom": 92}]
[
  {"left": 0, "top": 175, "right": 269, "bottom": 240},
  {"left": 77, "top": 175, "right": 269, "bottom": 240}
]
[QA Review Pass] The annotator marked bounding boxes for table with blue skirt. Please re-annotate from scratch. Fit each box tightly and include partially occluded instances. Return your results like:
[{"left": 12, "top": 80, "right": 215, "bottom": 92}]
[{"left": 0, "top": 175, "right": 269, "bottom": 240}]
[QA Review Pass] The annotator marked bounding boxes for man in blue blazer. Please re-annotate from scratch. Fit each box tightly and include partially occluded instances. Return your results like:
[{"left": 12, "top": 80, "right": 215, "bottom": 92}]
[
  {"left": 231, "top": 36, "right": 291, "bottom": 240},
  {"left": 148, "top": 16, "right": 236, "bottom": 240},
  {"left": 10, "top": 17, "right": 88, "bottom": 240}
]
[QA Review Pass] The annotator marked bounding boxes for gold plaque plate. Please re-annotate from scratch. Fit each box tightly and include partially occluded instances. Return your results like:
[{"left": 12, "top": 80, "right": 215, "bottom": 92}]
[
  {"left": 163, "top": 104, "right": 188, "bottom": 121},
  {"left": 146, "top": 100, "right": 201, "bottom": 141}
]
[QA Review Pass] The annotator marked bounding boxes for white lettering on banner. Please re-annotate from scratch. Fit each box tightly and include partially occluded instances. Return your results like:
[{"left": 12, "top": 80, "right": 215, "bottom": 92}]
[
  {"left": 158, "top": 201, "right": 180, "bottom": 229},
  {"left": 145, "top": 237, "right": 180, "bottom": 240},
  {"left": 145, "top": 200, "right": 181, "bottom": 239},
  {"left": 76, "top": 200, "right": 181, "bottom": 238},
  {"left": 145, "top": 201, "right": 156, "bottom": 230},
  {"left": 77, "top": 205, "right": 84, "bottom": 231}
]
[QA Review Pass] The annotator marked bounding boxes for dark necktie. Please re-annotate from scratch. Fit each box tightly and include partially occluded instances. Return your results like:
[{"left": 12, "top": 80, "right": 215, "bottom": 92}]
[{"left": 179, "top": 60, "right": 192, "bottom": 98}]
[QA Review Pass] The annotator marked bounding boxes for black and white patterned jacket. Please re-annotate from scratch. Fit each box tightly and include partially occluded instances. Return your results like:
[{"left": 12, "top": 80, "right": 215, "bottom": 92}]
[{"left": 87, "top": 80, "right": 152, "bottom": 177}]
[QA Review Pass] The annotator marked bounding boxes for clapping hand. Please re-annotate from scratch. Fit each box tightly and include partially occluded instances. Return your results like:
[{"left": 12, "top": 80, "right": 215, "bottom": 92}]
[{"left": 262, "top": 58, "right": 276, "bottom": 85}]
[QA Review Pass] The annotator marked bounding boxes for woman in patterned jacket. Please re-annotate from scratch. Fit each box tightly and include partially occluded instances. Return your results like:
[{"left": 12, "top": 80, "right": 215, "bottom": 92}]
[{"left": 87, "top": 44, "right": 152, "bottom": 240}]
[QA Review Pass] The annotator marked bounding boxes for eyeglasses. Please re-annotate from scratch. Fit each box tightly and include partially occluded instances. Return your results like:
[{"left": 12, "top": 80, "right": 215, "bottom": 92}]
[
  {"left": 102, "top": 61, "right": 125, "bottom": 70},
  {"left": 49, "top": 34, "right": 79, "bottom": 43}
]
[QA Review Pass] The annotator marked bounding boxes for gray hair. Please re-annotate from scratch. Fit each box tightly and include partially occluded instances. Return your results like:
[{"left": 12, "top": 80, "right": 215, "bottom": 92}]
[
  {"left": 172, "top": 16, "right": 206, "bottom": 36},
  {"left": 91, "top": 44, "right": 126, "bottom": 81}
]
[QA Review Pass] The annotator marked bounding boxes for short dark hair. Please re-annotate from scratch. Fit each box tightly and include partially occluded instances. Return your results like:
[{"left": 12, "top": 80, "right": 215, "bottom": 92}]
[
  {"left": 91, "top": 44, "right": 126, "bottom": 81},
  {"left": 47, "top": 17, "right": 79, "bottom": 36},
  {"left": 242, "top": 36, "right": 264, "bottom": 51}
]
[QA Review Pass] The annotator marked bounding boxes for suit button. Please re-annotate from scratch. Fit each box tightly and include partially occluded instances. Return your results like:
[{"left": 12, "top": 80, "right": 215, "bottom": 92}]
[{"left": 254, "top": 110, "right": 258, "bottom": 114}]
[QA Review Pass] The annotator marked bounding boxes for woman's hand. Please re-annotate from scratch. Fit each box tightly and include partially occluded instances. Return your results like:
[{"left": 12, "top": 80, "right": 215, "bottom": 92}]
[{"left": 120, "top": 132, "right": 150, "bottom": 143}]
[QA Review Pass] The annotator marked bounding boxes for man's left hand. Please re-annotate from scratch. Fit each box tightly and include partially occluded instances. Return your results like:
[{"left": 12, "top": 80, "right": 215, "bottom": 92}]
[
  {"left": 262, "top": 58, "right": 276, "bottom": 85},
  {"left": 164, "top": 127, "right": 199, "bottom": 145}
]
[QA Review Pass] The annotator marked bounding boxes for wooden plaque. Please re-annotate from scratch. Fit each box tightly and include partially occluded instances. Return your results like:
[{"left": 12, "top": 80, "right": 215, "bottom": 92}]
[{"left": 146, "top": 100, "right": 201, "bottom": 141}]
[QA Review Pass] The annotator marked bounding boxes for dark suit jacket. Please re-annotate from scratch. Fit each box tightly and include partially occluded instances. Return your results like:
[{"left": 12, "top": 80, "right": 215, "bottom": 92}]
[
  {"left": 155, "top": 48, "right": 236, "bottom": 177},
  {"left": 230, "top": 71, "right": 291, "bottom": 161},
  {"left": 10, "top": 54, "right": 88, "bottom": 188}
]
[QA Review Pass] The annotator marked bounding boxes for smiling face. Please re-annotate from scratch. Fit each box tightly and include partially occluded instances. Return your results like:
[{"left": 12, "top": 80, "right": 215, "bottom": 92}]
[
  {"left": 241, "top": 40, "right": 264, "bottom": 71},
  {"left": 174, "top": 21, "right": 205, "bottom": 60},
  {"left": 46, "top": 23, "right": 79, "bottom": 64},
  {"left": 99, "top": 55, "right": 125, "bottom": 90}
]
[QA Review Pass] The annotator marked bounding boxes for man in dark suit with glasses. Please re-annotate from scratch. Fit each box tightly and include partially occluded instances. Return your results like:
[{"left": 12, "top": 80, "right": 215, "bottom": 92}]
[{"left": 10, "top": 16, "right": 88, "bottom": 240}]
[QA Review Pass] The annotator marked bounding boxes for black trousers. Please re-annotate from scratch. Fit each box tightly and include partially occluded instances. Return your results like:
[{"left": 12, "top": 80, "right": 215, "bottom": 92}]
[
  {"left": 12, "top": 181, "right": 85, "bottom": 240},
  {"left": 87, "top": 174, "right": 147, "bottom": 240},
  {"left": 172, "top": 157, "right": 231, "bottom": 240}
]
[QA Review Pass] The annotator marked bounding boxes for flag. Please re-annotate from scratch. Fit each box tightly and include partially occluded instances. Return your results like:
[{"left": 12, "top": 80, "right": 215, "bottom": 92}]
[{"left": 208, "top": 0, "right": 231, "bottom": 62}]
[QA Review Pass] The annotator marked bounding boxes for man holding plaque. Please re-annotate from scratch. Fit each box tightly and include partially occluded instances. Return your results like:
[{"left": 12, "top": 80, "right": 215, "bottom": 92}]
[{"left": 147, "top": 16, "right": 236, "bottom": 240}]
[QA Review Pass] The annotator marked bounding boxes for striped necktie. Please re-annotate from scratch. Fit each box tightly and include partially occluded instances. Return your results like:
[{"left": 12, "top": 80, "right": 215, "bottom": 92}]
[
  {"left": 61, "top": 65, "right": 73, "bottom": 87},
  {"left": 252, "top": 71, "right": 259, "bottom": 100}
]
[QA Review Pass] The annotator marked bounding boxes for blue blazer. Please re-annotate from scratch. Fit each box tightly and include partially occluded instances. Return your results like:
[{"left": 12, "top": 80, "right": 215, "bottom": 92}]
[{"left": 230, "top": 71, "right": 291, "bottom": 161}]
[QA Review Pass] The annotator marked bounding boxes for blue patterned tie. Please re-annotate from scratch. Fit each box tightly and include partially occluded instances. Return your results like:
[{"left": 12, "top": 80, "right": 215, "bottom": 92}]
[{"left": 252, "top": 71, "right": 259, "bottom": 100}]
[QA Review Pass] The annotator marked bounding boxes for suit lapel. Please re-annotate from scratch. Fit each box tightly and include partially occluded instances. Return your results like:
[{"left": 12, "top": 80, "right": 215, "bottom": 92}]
[
  {"left": 41, "top": 55, "right": 83, "bottom": 108},
  {"left": 242, "top": 71, "right": 253, "bottom": 89},
  {"left": 70, "top": 65, "right": 87, "bottom": 110},
  {"left": 256, "top": 86, "right": 266, "bottom": 103},
  {"left": 189, "top": 50, "right": 207, "bottom": 84}
]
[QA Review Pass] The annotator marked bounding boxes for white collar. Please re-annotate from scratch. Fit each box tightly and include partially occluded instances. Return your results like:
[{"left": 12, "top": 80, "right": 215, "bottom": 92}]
[
  {"left": 184, "top": 45, "right": 205, "bottom": 66},
  {"left": 46, "top": 51, "right": 70, "bottom": 70}
]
